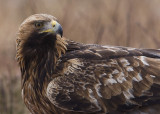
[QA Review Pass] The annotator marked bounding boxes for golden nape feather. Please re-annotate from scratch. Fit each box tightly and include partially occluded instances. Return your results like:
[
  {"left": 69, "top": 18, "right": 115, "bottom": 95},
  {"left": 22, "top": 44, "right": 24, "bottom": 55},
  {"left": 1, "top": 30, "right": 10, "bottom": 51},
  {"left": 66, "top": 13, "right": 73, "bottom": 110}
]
[{"left": 16, "top": 14, "right": 160, "bottom": 114}]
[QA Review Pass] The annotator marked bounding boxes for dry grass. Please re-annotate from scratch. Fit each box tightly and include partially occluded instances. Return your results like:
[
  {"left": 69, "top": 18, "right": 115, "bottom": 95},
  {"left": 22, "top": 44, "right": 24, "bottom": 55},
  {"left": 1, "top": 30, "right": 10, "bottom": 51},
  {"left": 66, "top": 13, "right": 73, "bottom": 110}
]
[{"left": 1, "top": 0, "right": 160, "bottom": 113}]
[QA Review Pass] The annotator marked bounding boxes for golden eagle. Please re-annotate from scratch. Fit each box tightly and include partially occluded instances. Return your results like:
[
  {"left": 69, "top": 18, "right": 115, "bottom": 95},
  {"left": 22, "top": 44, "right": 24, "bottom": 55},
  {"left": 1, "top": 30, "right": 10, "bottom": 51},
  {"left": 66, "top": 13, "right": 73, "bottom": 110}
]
[{"left": 16, "top": 14, "right": 160, "bottom": 114}]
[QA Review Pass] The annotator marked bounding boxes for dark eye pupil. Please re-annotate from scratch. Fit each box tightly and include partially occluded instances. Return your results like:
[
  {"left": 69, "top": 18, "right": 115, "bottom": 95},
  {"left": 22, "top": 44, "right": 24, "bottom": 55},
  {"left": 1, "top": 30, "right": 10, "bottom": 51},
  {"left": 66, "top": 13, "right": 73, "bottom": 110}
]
[
  {"left": 37, "top": 23, "right": 41, "bottom": 26},
  {"left": 35, "top": 22, "right": 43, "bottom": 27}
]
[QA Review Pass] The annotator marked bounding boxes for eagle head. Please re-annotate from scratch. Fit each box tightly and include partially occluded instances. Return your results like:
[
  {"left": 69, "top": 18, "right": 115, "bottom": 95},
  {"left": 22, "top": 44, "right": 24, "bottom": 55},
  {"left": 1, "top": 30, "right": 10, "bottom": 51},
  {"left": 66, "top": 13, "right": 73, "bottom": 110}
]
[
  {"left": 17, "top": 14, "right": 63, "bottom": 49},
  {"left": 16, "top": 14, "right": 67, "bottom": 72}
]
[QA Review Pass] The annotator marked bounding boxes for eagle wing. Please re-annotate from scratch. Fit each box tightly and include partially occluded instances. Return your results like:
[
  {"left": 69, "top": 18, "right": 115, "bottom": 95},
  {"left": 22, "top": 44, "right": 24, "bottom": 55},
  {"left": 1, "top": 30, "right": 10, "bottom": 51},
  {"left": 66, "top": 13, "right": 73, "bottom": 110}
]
[{"left": 47, "top": 42, "right": 160, "bottom": 113}]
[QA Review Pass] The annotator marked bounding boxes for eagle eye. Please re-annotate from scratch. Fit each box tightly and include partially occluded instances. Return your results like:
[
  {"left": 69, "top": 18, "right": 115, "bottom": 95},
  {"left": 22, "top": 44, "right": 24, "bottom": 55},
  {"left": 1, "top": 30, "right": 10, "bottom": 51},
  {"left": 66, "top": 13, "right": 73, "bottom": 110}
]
[{"left": 34, "top": 22, "right": 44, "bottom": 28}]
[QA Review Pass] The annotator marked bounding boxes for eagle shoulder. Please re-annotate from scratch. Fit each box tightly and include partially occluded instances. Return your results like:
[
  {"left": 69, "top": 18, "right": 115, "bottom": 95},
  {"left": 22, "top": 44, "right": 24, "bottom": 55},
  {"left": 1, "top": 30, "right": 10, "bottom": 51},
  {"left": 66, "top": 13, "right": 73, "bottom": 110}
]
[{"left": 47, "top": 43, "right": 160, "bottom": 113}]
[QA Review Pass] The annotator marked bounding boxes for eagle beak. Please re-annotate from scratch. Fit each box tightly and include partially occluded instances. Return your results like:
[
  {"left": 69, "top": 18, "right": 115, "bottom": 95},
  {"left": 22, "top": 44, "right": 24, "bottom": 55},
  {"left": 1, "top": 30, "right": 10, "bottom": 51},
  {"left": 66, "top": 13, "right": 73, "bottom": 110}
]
[
  {"left": 40, "top": 20, "right": 63, "bottom": 37},
  {"left": 51, "top": 21, "right": 63, "bottom": 37}
]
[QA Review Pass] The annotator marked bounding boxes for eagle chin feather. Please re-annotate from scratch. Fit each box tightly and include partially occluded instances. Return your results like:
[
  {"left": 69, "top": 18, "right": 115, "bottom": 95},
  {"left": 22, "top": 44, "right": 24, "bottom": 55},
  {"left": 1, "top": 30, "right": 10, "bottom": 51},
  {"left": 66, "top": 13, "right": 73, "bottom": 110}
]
[{"left": 16, "top": 14, "right": 160, "bottom": 114}]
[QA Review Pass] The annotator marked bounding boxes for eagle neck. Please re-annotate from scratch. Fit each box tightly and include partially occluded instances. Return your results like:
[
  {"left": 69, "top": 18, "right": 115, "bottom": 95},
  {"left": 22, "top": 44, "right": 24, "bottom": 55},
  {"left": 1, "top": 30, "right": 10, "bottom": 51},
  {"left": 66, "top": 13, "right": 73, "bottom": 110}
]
[{"left": 16, "top": 36, "right": 67, "bottom": 91}]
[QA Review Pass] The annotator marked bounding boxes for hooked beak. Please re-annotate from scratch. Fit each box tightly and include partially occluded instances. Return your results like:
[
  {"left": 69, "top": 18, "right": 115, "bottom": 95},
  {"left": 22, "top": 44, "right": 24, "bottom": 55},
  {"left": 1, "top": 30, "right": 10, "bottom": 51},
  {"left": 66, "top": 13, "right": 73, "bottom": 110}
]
[{"left": 40, "top": 20, "right": 63, "bottom": 37}]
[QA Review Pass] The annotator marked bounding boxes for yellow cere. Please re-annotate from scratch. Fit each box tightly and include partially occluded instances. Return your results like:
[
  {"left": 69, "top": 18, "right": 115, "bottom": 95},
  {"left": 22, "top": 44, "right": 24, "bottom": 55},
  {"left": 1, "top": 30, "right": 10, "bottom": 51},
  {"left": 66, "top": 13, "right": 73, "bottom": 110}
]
[
  {"left": 51, "top": 20, "right": 57, "bottom": 27},
  {"left": 40, "top": 20, "right": 57, "bottom": 33}
]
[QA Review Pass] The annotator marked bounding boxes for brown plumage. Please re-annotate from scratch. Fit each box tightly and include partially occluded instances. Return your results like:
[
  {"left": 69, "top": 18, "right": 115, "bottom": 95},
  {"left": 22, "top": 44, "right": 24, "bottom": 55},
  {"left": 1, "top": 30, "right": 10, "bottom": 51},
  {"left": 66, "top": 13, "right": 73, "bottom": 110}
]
[{"left": 16, "top": 14, "right": 160, "bottom": 114}]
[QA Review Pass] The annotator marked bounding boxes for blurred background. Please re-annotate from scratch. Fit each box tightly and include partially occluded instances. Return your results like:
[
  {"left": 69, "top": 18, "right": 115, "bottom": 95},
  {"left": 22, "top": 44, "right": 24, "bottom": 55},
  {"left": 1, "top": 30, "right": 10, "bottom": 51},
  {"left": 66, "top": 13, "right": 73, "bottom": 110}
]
[{"left": 1, "top": 0, "right": 160, "bottom": 114}]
